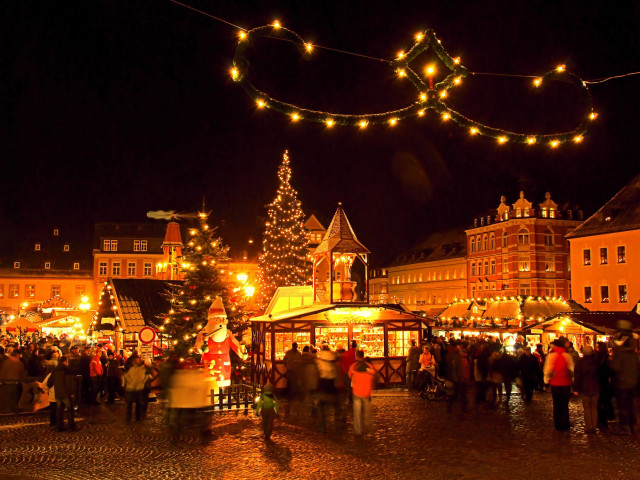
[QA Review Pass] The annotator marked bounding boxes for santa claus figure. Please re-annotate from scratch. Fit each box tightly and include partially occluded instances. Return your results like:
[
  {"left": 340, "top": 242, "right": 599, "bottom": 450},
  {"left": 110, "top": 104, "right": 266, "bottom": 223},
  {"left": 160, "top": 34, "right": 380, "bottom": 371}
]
[{"left": 195, "top": 297, "right": 247, "bottom": 388}]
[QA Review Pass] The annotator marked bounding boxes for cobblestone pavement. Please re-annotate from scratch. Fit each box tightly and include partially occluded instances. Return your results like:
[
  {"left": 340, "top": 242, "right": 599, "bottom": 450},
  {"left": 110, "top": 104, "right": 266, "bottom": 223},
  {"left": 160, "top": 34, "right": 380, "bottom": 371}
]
[{"left": 1, "top": 390, "right": 640, "bottom": 480}]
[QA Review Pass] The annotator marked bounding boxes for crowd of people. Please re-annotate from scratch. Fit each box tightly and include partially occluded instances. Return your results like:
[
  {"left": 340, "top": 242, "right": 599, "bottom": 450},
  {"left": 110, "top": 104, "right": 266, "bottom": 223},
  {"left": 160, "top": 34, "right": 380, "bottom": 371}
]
[{"left": 0, "top": 333, "right": 155, "bottom": 431}]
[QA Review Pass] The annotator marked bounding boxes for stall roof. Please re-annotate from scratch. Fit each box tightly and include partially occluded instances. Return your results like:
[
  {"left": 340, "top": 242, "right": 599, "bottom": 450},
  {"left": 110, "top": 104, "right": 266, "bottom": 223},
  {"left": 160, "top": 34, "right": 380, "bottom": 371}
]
[
  {"left": 523, "top": 311, "right": 640, "bottom": 335},
  {"left": 437, "top": 297, "right": 587, "bottom": 321}
]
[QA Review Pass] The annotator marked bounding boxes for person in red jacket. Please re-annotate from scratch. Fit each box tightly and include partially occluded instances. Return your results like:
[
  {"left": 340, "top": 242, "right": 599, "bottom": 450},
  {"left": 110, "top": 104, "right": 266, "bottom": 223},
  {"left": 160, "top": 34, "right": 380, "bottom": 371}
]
[
  {"left": 89, "top": 347, "right": 104, "bottom": 405},
  {"left": 543, "top": 338, "right": 575, "bottom": 430},
  {"left": 339, "top": 340, "right": 357, "bottom": 403},
  {"left": 348, "top": 350, "right": 376, "bottom": 436}
]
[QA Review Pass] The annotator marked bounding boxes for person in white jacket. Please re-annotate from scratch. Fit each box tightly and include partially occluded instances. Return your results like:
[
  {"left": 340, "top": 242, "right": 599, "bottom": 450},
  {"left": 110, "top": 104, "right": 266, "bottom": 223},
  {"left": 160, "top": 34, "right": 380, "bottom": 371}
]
[{"left": 123, "top": 357, "right": 152, "bottom": 423}]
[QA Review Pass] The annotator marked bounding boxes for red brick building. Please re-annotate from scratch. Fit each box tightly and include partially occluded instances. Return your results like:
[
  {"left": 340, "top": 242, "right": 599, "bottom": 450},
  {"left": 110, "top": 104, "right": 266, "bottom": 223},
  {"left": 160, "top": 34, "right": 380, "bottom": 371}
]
[{"left": 466, "top": 192, "right": 583, "bottom": 299}]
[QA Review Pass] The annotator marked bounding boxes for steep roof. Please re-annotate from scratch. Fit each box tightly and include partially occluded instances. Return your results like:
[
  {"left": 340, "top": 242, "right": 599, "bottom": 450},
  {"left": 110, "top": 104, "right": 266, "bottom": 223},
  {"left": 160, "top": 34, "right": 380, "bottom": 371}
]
[
  {"left": 313, "top": 205, "right": 369, "bottom": 255},
  {"left": 304, "top": 214, "right": 325, "bottom": 232},
  {"left": 523, "top": 311, "right": 640, "bottom": 334},
  {"left": 390, "top": 228, "right": 466, "bottom": 266},
  {"left": 567, "top": 173, "right": 640, "bottom": 238}
]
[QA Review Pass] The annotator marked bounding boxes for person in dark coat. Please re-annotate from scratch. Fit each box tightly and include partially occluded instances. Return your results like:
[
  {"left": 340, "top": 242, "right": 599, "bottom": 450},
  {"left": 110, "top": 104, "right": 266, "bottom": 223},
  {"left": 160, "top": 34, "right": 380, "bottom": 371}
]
[
  {"left": 105, "top": 351, "right": 122, "bottom": 405},
  {"left": 573, "top": 345, "right": 600, "bottom": 433},
  {"left": 46, "top": 356, "right": 78, "bottom": 432},
  {"left": 595, "top": 341, "right": 614, "bottom": 430},
  {"left": 445, "top": 341, "right": 463, "bottom": 414},
  {"left": 496, "top": 350, "right": 519, "bottom": 405},
  {"left": 518, "top": 347, "right": 540, "bottom": 403},
  {"left": 610, "top": 323, "right": 640, "bottom": 435}
]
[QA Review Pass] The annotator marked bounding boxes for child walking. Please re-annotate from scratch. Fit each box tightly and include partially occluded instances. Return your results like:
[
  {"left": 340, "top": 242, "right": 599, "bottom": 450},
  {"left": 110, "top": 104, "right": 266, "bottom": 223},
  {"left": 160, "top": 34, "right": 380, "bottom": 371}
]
[{"left": 255, "top": 384, "right": 279, "bottom": 441}]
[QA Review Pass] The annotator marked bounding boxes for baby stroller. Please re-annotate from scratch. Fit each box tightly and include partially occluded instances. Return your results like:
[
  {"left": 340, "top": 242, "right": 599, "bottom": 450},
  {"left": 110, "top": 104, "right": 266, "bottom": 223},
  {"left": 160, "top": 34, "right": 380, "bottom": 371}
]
[{"left": 416, "top": 368, "right": 447, "bottom": 401}]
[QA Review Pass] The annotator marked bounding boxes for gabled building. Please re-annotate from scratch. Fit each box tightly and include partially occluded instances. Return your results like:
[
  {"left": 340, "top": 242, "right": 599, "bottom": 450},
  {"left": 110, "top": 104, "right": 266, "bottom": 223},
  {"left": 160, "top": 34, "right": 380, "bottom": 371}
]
[
  {"left": 567, "top": 173, "right": 640, "bottom": 311},
  {"left": 466, "top": 191, "right": 583, "bottom": 299},
  {"left": 304, "top": 214, "right": 326, "bottom": 253},
  {"left": 0, "top": 226, "right": 93, "bottom": 315}
]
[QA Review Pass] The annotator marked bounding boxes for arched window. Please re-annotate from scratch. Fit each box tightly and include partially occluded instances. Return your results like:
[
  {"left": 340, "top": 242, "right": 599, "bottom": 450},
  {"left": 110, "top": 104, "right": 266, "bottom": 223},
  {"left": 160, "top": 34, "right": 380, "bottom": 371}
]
[
  {"left": 471, "top": 262, "right": 476, "bottom": 276},
  {"left": 545, "top": 228, "right": 554, "bottom": 246},
  {"left": 518, "top": 228, "right": 529, "bottom": 245},
  {"left": 483, "top": 235, "right": 488, "bottom": 250},
  {"left": 484, "top": 260, "right": 489, "bottom": 275},
  {"left": 470, "top": 237, "right": 475, "bottom": 252},
  {"left": 489, "top": 233, "right": 495, "bottom": 250}
]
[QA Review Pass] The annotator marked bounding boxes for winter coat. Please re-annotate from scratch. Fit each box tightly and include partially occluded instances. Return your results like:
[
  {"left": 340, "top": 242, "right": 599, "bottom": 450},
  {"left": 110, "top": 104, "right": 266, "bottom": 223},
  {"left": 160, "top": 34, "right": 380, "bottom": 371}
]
[
  {"left": 574, "top": 354, "right": 600, "bottom": 396},
  {"left": 89, "top": 354, "right": 104, "bottom": 377},
  {"left": 348, "top": 360, "right": 375, "bottom": 398},
  {"left": 47, "top": 364, "right": 76, "bottom": 400},
  {"left": 339, "top": 347, "right": 357, "bottom": 375},
  {"left": 300, "top": 352, "right": 318, "bottom": 392},
  {"left": 283, "top": 348, "right": 301, "bottom": 372},
  {"left": 255, "top": 392, "right": 279, "bottom": 416},
  {"left": 543, "top": 346, "right": 574, "bottom": 386},
  {"left": 123, "top": 364, "right": 151, "bottom": 392},
  {"left": 0, "top": 357, "right": 26, "bottom": 382},
  {"left": 106, "top": 359, "right": 122, "bottom": 379},
  {"left": 445, "top": 348, "right": 462, "bottom": 383},
  {"left": 316, "top": 350, "right": 338, "bottom": 380},
  {"left": 610, "top": 340, "right": 640, "bottom": 390},
  {"left": 406, "top": 346, "right": 422, "bottom": 371},
  {"left": 43, "top": 372, "right": 56, "bottom": 403},
  {"left": 496, "top": 353, "right": 519, "bottom": 381},
  {"left": 518, "top": 354, "right": 540, "bottom": 383}
]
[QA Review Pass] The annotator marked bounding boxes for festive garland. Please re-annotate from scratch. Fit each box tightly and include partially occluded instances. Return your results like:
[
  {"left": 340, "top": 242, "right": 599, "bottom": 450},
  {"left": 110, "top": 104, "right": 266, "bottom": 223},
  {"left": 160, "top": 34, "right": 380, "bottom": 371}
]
[{"left": 232, "top": 24, "right": 595, "bottom": 146}]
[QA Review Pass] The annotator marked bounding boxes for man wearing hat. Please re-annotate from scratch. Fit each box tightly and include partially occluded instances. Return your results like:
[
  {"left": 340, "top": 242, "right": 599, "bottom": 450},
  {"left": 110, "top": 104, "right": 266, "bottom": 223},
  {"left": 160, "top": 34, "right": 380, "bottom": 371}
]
[{"left": 610, "top": 320, "right": 639, "bottom": 435}]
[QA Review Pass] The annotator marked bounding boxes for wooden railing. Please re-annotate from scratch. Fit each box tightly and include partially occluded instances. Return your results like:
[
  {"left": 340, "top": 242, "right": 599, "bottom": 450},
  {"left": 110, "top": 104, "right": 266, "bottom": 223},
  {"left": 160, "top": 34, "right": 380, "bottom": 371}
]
[{"left": 207, "top": 383, "right": 261, "bottom": 412}]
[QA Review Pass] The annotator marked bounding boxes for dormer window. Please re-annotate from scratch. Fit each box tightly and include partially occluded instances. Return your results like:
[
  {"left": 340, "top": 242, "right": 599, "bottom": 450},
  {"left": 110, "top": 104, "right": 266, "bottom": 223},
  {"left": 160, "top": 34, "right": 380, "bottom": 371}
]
[
  {"left": 549, "top": 208, "right": 555, "bottom": 218},
  {"left": 63, "top": 244, "right": 70, "bottom": 252},
  {"left": 13, "top": 262, "right": 20, "bottom": 269},
  {"left": 73, "top": 262, "right": 80, "bottom": 270},
  {"left": 480, "top": 217, "right": 485, "bottom": 226},
  {"left": 53, "top": 228, "right": 59, "bottom": 236},
  {"left": 541, "top": 208, "right": 548, "bottom": 218},
  {"left": 35, "top": 243, "right": 41, "bottom": 251},
  {"left": 45, "top": 262, "right": 51, "bottom": 269}
]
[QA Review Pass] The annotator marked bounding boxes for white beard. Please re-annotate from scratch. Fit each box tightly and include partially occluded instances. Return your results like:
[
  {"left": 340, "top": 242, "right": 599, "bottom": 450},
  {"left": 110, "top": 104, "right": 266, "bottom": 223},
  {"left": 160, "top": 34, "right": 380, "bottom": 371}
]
[{"left": 210, "top": 325, "right": 227, "bottom": 343}]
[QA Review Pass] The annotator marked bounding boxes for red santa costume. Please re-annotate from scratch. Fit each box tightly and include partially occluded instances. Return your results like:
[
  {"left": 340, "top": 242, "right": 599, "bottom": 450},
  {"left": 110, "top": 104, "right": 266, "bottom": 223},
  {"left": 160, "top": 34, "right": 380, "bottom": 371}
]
[{"left": 195, "top": 297, "right": 246, "bottom": 388}]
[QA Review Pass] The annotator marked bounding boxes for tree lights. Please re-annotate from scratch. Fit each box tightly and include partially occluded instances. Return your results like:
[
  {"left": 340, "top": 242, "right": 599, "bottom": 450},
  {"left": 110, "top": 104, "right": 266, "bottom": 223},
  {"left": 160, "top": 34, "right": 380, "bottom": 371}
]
[
  {"left": 231, "top": 25, "right": 595, "bottom": 146},
  {"left": 256, "top": 150, "right": 311, "bottom": 309}
]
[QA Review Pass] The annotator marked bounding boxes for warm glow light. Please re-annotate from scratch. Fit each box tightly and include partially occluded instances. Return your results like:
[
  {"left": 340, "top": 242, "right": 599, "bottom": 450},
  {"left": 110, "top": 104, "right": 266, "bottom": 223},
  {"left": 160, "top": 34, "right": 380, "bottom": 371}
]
[
  {"left": 325, "top": 118, "right": 334, "bottom": 127},
  {"left": 389, "top": 118, "right": 398, "bottom": 126},
  {"left": 454, "top": 77, "right": 461, "bottom": 85},
  {"left": 257, "top": 99, "right": 266, "bottom": 108},
  {"left": 426, "top": 65, "right": 435, "bottom": 76},
  {"left": 419, "top": 92, "right": 427, "bottom": 101},
  {"left": 533, "top": 78, "right": 542, "bottom": 87},
  {"left": 273, "top": 20, "right": 281, "bottom": 28},
  {"left": 397, "top": 69, "right": 407, "bottom": 77},
  {"left": 589, "top": 112, "right": 598, "bottom": 120},
  {"left": 238, "top": 31, "right": 247, "bottom": 40},
  {"left": 416, "top": 33, "right": 424, "bottom": 41},
  {"left": 498, "top": 136, "right": 508, "bottom": 144},
  {"left": 442, "top": 112, "right": 450, "bottom": 121},
  {"left": 550, "top": 139, "right": 560, "bottom": 148},
  {"left": 305, "top": 43, "right": 313, "bottom": 52},
  {"left": 230, "top": 67, "right": 239, "bottom": 80},
  {"left": 573, "top": 135, "right": 584, "bottom": 143},
  {"left": 556, "top": 64, "right": 566, "bottom": 73},
  {"left": 439, "top": 90, "right": 447, "bottom": 98},
  {"left": 527, "top": 137, "right": 537, "bottom": 145},
  {"left": 418, "top": 109, "right": 425, "bottom": 116},
  {"left": 359, "top": 120, "right": 368, "bottom": 128},
  {"left": 397, "top": 51, "right": 405, "bottom": 59},
  {"left": 291, "top": 113, "right": 300, "bottom": 121},
  {"left": 453, "top": 57, "right": 460, "bottom": 64},
  {"left": 470, "top": 127, "right": 478, "bottom": 135},
  {"left": 237, "top": 273, "right": 248, "bottom": 283}
]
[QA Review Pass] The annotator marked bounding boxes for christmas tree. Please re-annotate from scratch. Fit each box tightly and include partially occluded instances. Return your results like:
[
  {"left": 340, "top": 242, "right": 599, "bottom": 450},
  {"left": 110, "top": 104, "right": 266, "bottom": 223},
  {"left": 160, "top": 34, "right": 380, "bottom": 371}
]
[
  {"left": 257, "top": 150, "right": 311, "bottom": 308},
  {"left": 162, "top": 212, "right": 247, "bottom": 358}
]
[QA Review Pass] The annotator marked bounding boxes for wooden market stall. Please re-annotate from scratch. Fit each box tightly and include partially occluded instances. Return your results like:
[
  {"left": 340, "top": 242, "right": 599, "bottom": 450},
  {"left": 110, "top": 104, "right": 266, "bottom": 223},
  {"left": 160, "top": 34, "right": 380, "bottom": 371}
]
[
  {"left": 521, "top": 311, "right": 640, "bottom": 351},
  {"left": 433, "top": 296, "right": 589, "bottom": 351},
  {"left": 251, "top": 205, "right": 427, "bottom": 388}
]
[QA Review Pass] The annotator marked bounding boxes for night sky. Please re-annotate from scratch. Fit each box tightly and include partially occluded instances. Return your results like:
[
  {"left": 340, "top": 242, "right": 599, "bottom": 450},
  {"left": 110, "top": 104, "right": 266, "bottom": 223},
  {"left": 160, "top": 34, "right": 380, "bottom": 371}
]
[{"left": 2, "top": 0, "right": 639, "bottom": 264}]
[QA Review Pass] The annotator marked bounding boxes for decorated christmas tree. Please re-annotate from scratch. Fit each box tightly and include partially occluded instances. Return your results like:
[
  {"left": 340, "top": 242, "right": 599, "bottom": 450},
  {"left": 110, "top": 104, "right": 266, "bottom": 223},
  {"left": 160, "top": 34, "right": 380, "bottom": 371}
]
[
  {"left": 162, "top": 212, "right": 247, "bottom": 358},
  {"left": 257, "top": 150, "right": 311, "bottom": 308}
]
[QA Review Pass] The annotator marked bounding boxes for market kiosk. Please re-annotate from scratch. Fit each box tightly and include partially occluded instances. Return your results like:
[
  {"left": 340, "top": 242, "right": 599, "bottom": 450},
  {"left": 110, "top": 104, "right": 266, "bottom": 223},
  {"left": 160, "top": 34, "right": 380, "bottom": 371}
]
[{"left": 251, "top": 206, "right": 427, "bottom": 388}]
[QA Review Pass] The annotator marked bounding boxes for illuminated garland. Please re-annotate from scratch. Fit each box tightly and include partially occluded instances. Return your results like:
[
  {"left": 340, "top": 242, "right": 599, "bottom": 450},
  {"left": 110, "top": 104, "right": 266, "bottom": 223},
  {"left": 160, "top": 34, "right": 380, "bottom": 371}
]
[{"left": 232, "top": 24, "right": 595, "bottom": 146}]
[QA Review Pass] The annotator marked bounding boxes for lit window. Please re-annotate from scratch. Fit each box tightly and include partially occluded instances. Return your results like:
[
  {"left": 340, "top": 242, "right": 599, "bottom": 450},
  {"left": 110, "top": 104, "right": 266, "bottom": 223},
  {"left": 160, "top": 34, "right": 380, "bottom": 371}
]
[
  {"left": 617, "top": 246, "right": 626, "bottom": 263},
  {"left": 502, "top": 233, "right": 508, "bottom": 248},
  {"left": 517, "top": 229, "right": 529, "bottom": 245},
  {"left": 110, "top": 240, "right": 118, "bottom": 251},
  {"left": 128, "top": 262, "right": 136, "bottom": 276},
  {"left": 583, "top": 249, "right": 591, "bottom": 266},
  {"left": 519, "top": 257, "right": 530, "bottom": 272},
  {"left": 76, "top": 285, "right": 85, "bottom": 297},
  {"left": 545, "top": 257, "right": 555, "bottom": 272},
  {"left": 419, "top": 273, "right": 423, "bottom": 282},
  {"left": 584, "top": 286, "right": 592, "bottom": 303},
  {"left": 35, "top": 243, "right": 41, "bottom": 251},
  {"left": 51, "top": 285, "right": 61, "bottom": 297},
  {"left": 112, "top": 262, "right": 121, "bottom": 276},
  {"left": 134, "top": 240, "right": 141, "bottom": 252},
  {"left": 601, "top": 285, "right": 609, "bottom": 303},
  {"left": 0, "top": 285, "right": 3, "bottom": 298},
  {"left": 44, "top": 262, "right": 51, "bottom": 269},
  {"left": 103, "top": 240, "right": 110, "bottom": 251},
  {"left": 141, "top": 240, "right": 148, "bottom": 252},
  {"left": 25, "top": 285, "right": 35, "bottom": 298},
  {"left": 13, "top": 262, "right": 20, "bottom": 269},
  {"left": 471, "top": 284, "right": 476, "bottom": 297},
  {"left": 63, "top": 244, "right": 69, "bottom": 252},
  {"left": 74, "top": 263, "right": 80, "bottom": 270},
  {"left": 9, "top": 284, "right": 19, "bottom": 298},
  {"left": 99, "top": 262, "right": 107, "bottom": 276},
  {"left": 549, "top": 208, "right": 555, "bottom": 218},
  {"left": 600, "top": 247, "right": 608, "bottom": 265},
  {"left": 53, "top": 228, "right": 59, "bottom": 236},
  {"left": 144, "top": 262, "right": 152, "bottom": 277},
  {"left": 503, "top": 257, "right": 509, "bottom": 273},
  {"left": 541, "top": 208, "right": 547, "bottom": 218},
  {"left": 619, "top": 285, "right": 628, "bottom": 303},
  {"left": 490, "top": 259, "right": 496, "bottom": 274}
]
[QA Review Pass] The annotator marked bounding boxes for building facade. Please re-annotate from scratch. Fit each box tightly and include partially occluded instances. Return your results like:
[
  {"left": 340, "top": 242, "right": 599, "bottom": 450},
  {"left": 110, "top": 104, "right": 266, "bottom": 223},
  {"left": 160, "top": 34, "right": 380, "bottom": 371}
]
[
  {"left": 0, "top": 226, "right": 93, "bottom": 315},
  {"left": 466, "top": 192, "right": 583, "bottom": 299},
  {"left": 369, "top": 268, "right": 389, "bottom": 304},
  {"left": 567, "top": 174, "right": 640, "bottom": 311},
  {"left": 386, "top": 230, "right": 467, "bottom": 313}
]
